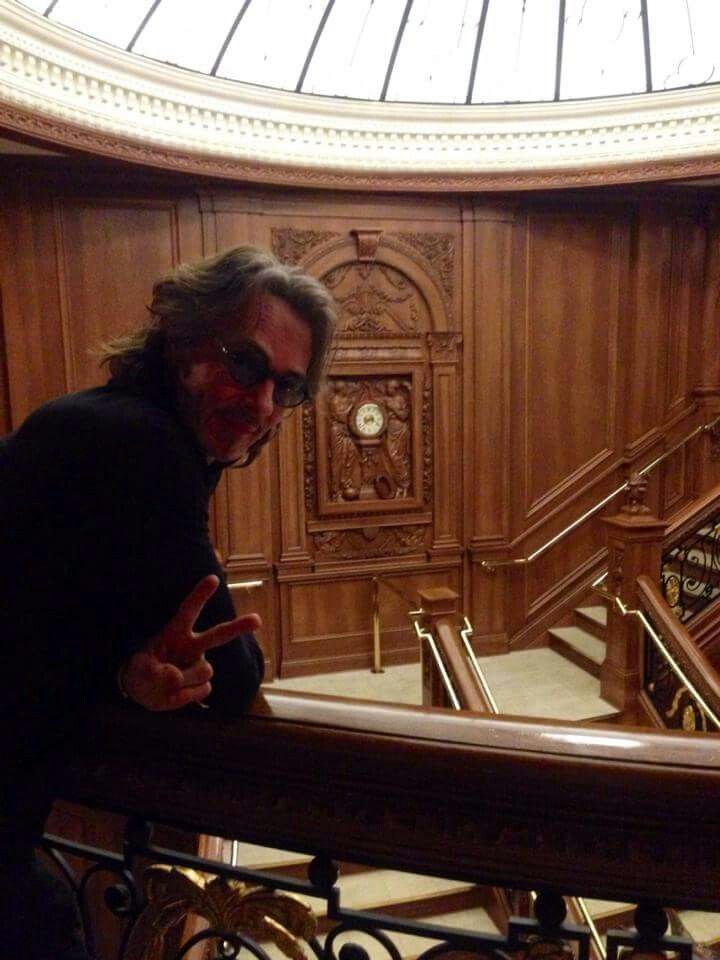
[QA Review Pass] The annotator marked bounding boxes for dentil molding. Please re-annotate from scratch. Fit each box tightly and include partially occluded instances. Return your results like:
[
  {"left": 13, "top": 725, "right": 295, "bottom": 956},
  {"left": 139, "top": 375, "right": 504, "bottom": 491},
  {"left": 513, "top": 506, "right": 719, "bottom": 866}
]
[{"left": 2, "top": 0, "right": 720, "bottom": 190}]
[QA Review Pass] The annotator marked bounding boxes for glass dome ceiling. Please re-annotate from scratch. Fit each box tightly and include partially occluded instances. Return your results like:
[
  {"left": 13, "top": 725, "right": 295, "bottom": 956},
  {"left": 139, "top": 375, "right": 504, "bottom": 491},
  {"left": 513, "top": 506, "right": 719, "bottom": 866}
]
[{"left": 17, "top": 0, "right": 720, "bottom": 106}]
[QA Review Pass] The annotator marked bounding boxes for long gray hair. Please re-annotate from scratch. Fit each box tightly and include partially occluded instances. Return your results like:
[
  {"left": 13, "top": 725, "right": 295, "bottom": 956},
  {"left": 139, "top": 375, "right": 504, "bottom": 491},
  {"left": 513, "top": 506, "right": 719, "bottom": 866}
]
[
  {"left": 100, "top": 246, "right": 337, "bottom": 464},
  {"left": 101, "top": 245, "right": 336, "bottom": 396}
]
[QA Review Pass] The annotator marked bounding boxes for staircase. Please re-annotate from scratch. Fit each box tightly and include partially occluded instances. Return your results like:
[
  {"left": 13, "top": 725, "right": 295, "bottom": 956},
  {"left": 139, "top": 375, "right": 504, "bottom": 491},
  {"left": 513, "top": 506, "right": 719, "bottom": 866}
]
[{"left": 548, "top": 604, "right": 607, "bottom": 679}]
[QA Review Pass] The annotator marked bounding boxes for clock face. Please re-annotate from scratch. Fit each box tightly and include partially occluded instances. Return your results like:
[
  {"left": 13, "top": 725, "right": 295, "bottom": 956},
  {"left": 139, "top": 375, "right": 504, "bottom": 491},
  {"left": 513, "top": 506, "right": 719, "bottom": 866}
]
[{"left": 353, "top": 401, "right": 386, "bottom": 439}]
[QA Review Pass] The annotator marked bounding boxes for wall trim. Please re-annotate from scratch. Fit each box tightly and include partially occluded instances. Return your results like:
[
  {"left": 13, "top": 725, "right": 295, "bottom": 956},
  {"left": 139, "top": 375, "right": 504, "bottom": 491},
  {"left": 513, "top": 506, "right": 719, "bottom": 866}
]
[{"left": 3, "top": 0, "right": 720, "bottom": 190}]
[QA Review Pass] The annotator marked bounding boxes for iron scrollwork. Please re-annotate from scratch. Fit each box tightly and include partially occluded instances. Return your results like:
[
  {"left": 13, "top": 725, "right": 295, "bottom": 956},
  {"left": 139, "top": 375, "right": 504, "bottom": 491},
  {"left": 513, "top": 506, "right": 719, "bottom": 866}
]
[
  {"left": 38, "top": 820, "right": 695, "bottom": 960},
  {"left": 661, "top": 513, "right": 720, "bottom": 623}
]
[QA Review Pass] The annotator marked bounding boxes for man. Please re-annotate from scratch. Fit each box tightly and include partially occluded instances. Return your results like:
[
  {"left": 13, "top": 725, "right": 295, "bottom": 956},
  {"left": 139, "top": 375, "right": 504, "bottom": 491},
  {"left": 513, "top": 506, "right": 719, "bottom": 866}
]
[{"left": 0, "top": 245, "right": 336, "bottom": 958}]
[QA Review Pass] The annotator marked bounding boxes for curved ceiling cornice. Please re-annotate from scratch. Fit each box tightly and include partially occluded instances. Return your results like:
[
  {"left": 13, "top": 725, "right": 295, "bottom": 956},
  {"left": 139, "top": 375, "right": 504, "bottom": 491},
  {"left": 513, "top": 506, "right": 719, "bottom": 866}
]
[{"left": 2, "top": 0, "right": 720, "bottom": 191}]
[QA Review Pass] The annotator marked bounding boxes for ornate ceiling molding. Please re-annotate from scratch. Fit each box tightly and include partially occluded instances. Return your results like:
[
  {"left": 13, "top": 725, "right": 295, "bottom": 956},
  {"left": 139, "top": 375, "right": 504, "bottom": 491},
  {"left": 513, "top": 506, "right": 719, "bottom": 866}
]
[{"left": 2, "top": 0, "right": 720, "bottom": 191}]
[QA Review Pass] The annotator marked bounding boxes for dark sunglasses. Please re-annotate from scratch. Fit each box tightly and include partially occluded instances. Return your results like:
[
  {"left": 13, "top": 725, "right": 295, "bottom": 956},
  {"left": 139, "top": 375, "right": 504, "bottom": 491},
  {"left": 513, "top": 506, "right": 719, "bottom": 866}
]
[{"left": 214, "top": 337, "right": 309, "bottom": 408}]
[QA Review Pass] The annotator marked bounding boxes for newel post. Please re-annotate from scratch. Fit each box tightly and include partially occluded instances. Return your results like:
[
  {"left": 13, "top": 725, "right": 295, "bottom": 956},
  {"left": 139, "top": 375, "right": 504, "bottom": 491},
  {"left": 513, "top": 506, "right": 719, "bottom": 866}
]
[
  {"left": 418, "top": 587, "right": 459, "bottom": 707},
  {"left": 601, "top": 475, "right": 668, "bottom": 714}
]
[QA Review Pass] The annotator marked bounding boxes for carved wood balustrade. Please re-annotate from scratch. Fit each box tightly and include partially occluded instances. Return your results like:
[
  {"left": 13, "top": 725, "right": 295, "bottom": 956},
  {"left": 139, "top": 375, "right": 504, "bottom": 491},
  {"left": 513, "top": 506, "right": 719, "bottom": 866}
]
[{"left": 40, "top": 690, "right": 720, "bottom": 958}]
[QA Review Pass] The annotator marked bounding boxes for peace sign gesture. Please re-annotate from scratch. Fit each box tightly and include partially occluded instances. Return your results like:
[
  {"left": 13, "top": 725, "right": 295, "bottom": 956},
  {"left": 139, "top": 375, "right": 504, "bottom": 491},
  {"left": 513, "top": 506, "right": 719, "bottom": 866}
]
[{"left": 119, "top": 575, "right": 262, "bottom": 711}]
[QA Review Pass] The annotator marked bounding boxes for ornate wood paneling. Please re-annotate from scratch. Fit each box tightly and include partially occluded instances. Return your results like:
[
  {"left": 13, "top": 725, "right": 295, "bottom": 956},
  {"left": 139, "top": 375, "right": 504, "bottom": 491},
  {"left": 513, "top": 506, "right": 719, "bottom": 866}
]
[{"left": 2, "top": 163, "right": 717, "bottom": 672}]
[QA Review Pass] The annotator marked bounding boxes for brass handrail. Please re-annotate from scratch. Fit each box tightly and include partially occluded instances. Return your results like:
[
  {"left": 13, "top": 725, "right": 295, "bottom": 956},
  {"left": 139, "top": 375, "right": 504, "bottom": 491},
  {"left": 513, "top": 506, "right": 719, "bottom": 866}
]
[
  {"left": 481, "top": 416, "right": 720, "bottom": 572},
  {"left": 591, "top": 574, "right": 720, "bottom": 730},
  {"left": 413, "top": 617, "right": 461, "bottom": 709},
  {"left": 459, "top": 617, "right": 500, "bottom": 713}
]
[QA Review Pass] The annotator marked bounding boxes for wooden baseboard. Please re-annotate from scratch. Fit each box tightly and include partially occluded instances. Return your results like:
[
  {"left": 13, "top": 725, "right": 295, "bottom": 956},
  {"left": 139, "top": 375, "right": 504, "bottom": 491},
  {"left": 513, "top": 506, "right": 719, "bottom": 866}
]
[{"left": 277, "top": 645, "right": 419, "bottom": 679}]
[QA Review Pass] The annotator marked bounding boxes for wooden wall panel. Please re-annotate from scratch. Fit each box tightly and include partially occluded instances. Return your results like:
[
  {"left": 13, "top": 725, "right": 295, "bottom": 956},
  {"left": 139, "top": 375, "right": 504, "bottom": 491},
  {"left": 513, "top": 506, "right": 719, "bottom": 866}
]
[
  {"left": 0, "top": 180, "right": 67, "bottom": 422},
  {"left": 624, "top": 212, "right": 672, "bottom": 452},
  {"left": 280, "top": 567, "right": 461, "bottom": 676},
  {"left": 521, "top": 212, "right": 619, "bottom": 515},
  {"left": 54, "top": 199, "right": 181, "bottom": 390}
]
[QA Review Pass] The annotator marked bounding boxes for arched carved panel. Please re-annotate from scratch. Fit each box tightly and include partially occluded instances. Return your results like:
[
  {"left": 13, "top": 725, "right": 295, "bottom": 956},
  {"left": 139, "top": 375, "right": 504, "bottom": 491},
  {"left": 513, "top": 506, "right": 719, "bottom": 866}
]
[{"left": 324, "top": 262, "right": 428, "bottom": 337}]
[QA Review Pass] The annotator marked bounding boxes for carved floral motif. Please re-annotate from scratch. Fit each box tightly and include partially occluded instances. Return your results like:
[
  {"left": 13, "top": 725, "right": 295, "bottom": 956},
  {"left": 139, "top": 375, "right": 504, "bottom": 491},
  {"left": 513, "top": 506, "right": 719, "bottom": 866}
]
[
  {"left": 427, "top": 331, "right": 462, "bottom": 362},
  {"left": 325, "top": 376, "right": 413, "bottom": 503},
  {"left": 124, "top": 866, "right": 316, "bottom": 960},
  {"left": 423, "top": 374, "right": 433, "bottom": 505},
  {"left": 312, "top": 525, "right": 426, "bottom": 560},
  {"left": 395, "top": 232, "right": 455, "bottom": 305},
  {"left": 271, "top": 228, "right": 338, "bottom": 266},
  {"left": 323, "top": 263, "right": 422, "bottom": 336},
  {"left": 303, "top": 403, "right": 316, "bottom": 512}
]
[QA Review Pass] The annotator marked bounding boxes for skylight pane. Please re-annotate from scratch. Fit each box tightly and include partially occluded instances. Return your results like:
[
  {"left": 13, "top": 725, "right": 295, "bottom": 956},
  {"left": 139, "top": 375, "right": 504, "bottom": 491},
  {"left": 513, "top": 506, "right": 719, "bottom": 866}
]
[
  {"left": 15, "top": 0, "right": 48, "bottom": 13},
  {"left": 649, "top": 0, "right": 720, "bottom": 91},
  {"left": 471, "top": 0, "right": 559, "bottom": 104},
  {"left": 48, "top": 0, "right": 154, "bottom": 49},
  {"left": 386, "top": 0, "right": 484, "bottom": 104},
  {"left": 217, "top": 0, "right": 326, "bottom": 91},
  {"left": 133, "top": 0, "right": 242, "bottom": 73},
  {"left": 561, "top": 0, "right": 646, "bottom": 99},
  {"left": 302, "top": 0, "right": 406, "bottom": 100}
]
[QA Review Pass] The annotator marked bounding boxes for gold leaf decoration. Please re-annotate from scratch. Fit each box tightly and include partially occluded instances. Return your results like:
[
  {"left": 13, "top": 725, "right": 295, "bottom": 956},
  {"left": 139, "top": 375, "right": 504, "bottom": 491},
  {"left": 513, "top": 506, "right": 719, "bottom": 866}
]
[{"left": 124, "top": 865, "right": 316, "bottom": 960}]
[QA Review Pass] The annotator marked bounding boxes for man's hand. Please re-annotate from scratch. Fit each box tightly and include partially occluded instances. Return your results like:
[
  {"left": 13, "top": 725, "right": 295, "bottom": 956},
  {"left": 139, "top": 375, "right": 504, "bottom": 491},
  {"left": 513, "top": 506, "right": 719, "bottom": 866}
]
[{"left": 120, "top": 575, "right": 262, "bottom": 711}]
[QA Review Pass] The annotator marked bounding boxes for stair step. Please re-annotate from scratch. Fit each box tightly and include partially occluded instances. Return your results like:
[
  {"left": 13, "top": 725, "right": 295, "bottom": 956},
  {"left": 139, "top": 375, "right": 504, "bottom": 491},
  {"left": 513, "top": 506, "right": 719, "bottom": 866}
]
[
  {"left": 576, "top": 605, "right": 607, "bottom": 628},
  {"left": 574, "top": 604, "right": 608, "bottom": 641},
  {"left": 676, "top": 909, "right": 720, "bottom": 944},
  {"left": 548, "top": 626, "right": 605, "bottom": 678},
  {"left": 330, "top": 869, "right": 471, "bottom": 914}
]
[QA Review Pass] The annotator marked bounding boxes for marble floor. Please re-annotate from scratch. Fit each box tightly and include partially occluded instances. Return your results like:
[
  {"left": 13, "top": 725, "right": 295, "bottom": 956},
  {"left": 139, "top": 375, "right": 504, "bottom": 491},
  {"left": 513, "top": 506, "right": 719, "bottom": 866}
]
[{"left": 267, "top": 646, "right": 617, "bottom": 721}]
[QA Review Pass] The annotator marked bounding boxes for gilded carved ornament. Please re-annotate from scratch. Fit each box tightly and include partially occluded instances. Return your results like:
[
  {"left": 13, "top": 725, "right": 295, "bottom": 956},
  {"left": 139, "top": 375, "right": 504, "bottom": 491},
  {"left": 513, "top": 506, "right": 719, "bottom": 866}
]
[{"left": 124, "top": 865, "right": 316, "bottom": 960}]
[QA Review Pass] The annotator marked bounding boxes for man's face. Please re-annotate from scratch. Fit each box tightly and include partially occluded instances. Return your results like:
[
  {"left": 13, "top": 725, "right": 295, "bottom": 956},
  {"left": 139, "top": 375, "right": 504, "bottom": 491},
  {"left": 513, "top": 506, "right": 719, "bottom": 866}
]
[{"left": 177, "top": 292, "right": 313, "bottom": 463}]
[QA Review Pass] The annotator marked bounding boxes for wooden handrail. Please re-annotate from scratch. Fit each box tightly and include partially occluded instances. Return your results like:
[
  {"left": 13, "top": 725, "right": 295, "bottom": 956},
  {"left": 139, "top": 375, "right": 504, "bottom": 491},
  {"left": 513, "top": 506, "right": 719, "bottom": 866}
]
[
  {"left": 435, "top": 622, "right": 488, "bottom": 712},
  {"left": 55, "top": 691, "right": 720, "bottom": 910},
  {"left": 637, "top": 575, "right": 720, "bottom": 719},
  {"left": 664, "top": 480, "right": 720, "bottom": 550}
]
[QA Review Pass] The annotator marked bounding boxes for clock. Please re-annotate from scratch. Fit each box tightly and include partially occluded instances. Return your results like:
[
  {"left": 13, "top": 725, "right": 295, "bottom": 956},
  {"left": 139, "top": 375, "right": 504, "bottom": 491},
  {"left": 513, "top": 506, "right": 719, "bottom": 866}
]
[{"left": 350, "top": 400, "right": 387, "bottom": 440}]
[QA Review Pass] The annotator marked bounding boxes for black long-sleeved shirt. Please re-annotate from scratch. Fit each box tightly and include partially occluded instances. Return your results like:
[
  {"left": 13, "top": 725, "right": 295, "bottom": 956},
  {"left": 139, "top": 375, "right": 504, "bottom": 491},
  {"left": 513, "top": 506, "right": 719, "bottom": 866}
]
[{"left": 0, "top": 377, "right": 264, "bottom": 835}]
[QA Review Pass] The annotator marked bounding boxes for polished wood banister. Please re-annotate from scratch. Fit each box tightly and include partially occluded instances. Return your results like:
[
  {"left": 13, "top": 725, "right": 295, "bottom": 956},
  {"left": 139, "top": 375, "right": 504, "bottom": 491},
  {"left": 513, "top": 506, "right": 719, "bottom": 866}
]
[
  {"left": 54, "top": 691, "right": 720, "bottom": 910},
  {"left": 435, "top": 622, "right": 488, "bottom": 712},
  {"left": 637, "top": 574, "right": 720, "bottom": 717},
  {"left": 663, "top": 480, "right": 720, "bottom": 549}
]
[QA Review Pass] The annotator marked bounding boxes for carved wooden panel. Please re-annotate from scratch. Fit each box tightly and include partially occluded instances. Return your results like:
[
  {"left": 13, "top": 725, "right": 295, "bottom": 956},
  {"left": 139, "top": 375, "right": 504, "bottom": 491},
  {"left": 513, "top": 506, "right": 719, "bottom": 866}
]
[
  {"left": 324, "top": 262, "right": 430, "bottom": 337},
  {"left": 314, "top": 371, "right": 424, "bottom": 517}
]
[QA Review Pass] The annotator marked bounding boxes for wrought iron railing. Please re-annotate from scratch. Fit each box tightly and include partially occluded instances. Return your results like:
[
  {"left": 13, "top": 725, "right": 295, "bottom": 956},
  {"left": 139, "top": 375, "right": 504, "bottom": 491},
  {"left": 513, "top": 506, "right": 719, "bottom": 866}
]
[
  {"left": 593, "top": 572, "right": 720, "bottom": 731},
  {"left": 661, "top": 510, "right": 720, "bottom": 624},
  {"left": 38, "top": 691, "right": 719, "bottom": 959}
]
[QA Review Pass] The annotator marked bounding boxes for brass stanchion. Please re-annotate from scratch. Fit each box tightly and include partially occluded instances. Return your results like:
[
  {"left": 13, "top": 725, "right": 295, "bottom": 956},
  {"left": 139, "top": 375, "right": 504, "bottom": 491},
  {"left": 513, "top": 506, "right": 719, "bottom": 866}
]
[{"left": 371, "top": 576, "right": 384, "bottom": 673}]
